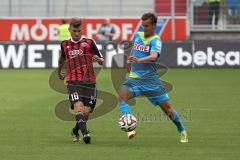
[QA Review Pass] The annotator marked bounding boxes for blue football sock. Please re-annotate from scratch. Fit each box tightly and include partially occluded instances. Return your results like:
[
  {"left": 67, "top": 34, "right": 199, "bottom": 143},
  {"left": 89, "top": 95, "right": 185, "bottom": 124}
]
[
  {"left": 119, "top": 102, "right": 131, "bottom": 115},
  {"left": 171, "top": 109, "right": 185, "bottom": 133}
]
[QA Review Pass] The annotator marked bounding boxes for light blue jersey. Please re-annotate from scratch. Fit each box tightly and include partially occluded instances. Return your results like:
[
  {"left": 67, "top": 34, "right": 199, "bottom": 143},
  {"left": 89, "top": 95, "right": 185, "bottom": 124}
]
[{"left": 129, "top": 32, "right": 162, "bottom": 78}]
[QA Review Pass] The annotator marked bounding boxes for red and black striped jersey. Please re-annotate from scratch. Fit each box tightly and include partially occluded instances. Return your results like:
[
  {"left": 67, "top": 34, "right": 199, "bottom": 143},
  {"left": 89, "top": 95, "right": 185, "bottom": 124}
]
[{"left": 60, "top": 37, "right": 103, "bottom": 83}]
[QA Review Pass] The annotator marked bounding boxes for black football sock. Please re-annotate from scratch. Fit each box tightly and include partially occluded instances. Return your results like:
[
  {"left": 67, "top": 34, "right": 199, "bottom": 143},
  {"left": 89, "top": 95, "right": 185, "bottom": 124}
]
[
  {"left": 72, "top": 123, "right": 79, "bottom": 134},
  {"left": 75, "top": 112, "right": 88, "bottom": 135}
]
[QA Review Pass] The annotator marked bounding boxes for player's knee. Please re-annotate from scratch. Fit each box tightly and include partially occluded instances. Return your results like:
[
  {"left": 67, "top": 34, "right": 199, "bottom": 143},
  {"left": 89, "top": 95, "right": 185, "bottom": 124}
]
[
  {"left": 74, "top": 101, "right": 84, "bottom": 112},
  {"left": 118, "top": 93, "right": 128, "bottom": 102},
  {"left": 118, "top": 89, "right": 131, "bottom": 102}
]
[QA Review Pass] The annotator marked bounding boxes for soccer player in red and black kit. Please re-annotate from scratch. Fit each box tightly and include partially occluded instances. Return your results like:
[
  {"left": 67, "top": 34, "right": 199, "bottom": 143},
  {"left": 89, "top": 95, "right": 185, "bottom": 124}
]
[{"left": 58, "top": 18, "right": 104, "bottom": 144}]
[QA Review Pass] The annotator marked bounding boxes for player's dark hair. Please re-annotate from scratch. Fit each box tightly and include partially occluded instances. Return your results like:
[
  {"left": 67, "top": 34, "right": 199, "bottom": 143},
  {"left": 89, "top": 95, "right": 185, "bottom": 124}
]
[
  {"left": 141, "top": 12, "right": 157, "bottom": 25},
  {"left": 70, "top": 18, "right": 82, "bottom": 28}
]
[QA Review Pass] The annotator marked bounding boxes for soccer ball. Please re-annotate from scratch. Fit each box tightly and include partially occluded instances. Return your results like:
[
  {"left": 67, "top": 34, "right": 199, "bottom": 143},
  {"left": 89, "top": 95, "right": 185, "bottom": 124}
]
[{"left": 118, "top": 114, "right": 137, "bottom": 132}]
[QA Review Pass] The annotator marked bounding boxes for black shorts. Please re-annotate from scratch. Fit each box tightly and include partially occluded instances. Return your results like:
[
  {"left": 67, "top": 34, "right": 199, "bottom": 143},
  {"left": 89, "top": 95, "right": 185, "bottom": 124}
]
[{"left": 67, "top": 81, "right": 97, "bottom": 110}]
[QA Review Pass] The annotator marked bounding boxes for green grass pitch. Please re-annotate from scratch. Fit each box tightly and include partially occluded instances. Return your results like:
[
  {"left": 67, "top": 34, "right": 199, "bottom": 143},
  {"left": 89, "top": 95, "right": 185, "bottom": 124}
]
[{"left": 0, "top": 68, "right": 239, "bottom": 160}]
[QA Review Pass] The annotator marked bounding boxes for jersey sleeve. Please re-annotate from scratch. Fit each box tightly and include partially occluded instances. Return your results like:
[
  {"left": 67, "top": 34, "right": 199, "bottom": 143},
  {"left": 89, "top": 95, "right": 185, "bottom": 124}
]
[
  {"left": 60, "top": 41, "right": 66, "bottom": 59},
  {"left": 90, "top": 39, "right": 103, "bottom": 58},
  {"left": 150, "top": 38, "right": 162, "bottom": 54}
]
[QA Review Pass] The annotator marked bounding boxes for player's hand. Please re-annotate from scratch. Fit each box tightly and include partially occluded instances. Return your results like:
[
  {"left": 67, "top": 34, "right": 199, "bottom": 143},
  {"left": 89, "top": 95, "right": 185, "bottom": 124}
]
[
  {"left": 126, "top": 63, "right": 131, "bottom": 72},
  {"left": 127, "top": 56, "right": 139, "bottom": 63},
  {"left": 93, "top": 55, "right": 104, "bottom": 65},
  {"left": 58, "top": 71, "right": 65, "bottom": 80}
]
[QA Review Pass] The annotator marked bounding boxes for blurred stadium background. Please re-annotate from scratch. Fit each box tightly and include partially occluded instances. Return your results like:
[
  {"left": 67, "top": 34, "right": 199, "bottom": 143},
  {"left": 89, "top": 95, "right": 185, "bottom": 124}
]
[{"left": 0, "top": 0, "right": 240, "bottom": 160}]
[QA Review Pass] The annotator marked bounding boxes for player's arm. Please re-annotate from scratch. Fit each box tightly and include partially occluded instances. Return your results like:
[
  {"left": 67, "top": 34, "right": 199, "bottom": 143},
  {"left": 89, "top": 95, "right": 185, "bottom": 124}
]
[
  {"left": 126, "top": 49, "right": 133, "bottom": 72},
  {"left": 91, "top": 39, "right": 104, "bottom": 65},
  {"left": 128, "top": 52, "right": 159, "bottom": 63},
  {"left": 58, "top": 43, "right": 66, "bottom": 80}
]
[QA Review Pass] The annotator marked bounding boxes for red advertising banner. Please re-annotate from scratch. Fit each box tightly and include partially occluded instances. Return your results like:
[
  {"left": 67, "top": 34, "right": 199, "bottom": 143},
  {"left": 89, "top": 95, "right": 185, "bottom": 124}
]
[{"left": 0, "top": 17, "right": 186, "bottom": 41}]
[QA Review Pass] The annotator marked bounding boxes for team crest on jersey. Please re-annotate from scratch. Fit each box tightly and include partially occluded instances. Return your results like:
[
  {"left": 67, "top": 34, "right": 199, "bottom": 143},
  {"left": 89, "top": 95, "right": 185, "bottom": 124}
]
[
  {"left": 81, "top": 42, "right": 88, "bottom": 47},
  {"left": 133, "top": 43, "right": 149, "bottom": 52},
  {"left": 69, "top": 49, "right": 83, "bottom": 58}
]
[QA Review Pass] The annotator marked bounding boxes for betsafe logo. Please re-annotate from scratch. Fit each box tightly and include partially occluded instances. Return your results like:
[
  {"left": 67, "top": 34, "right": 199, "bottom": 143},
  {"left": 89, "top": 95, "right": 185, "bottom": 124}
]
[
  {"left": 177, "top": 47, "right": 240, "bottom": 66},
  {"left": 49, "top": 41, "right": 173, "bottom": 121}
]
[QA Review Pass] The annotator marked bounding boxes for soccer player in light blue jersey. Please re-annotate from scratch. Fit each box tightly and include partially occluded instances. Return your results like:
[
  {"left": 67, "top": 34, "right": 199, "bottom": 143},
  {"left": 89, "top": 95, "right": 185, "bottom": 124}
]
[{"left": 118, "top": 12, "right": 188, "bottom": 143}]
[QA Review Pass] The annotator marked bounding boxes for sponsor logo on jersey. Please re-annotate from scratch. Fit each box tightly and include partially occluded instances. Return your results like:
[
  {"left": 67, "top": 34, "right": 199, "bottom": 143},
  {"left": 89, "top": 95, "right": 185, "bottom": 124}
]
[
  {"left": 133, "top": 43, "right": 149, "bottom": 52},
  {"left": 69, "top": 49, "right": 83, "bottom": 58}
]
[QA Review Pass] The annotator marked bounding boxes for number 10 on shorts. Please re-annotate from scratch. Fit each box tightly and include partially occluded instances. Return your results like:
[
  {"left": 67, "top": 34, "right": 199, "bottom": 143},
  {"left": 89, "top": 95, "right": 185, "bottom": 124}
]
[{"left": 71, "top": 92, "right": 79, "bottom": 101}]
